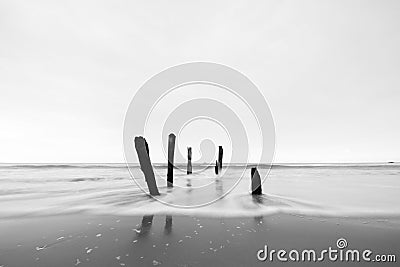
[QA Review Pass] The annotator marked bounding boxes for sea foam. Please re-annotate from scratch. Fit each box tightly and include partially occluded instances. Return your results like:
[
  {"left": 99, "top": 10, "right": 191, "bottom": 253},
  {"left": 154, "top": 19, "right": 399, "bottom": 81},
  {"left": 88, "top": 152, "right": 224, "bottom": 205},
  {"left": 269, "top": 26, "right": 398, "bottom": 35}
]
[{"left": 0, "top": 163, "right": 399, "bottom": 219}]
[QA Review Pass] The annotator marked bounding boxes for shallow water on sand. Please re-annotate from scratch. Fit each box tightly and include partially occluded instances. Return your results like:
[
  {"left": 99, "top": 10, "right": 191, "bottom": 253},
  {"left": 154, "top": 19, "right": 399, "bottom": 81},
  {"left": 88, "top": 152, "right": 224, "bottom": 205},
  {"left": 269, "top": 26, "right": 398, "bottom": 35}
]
[
  {"left": 0, "top": 163, "right": 399, "bottom": 218},
  {"left": 0, "top": 214, "right": 399, "bottom": 267}
]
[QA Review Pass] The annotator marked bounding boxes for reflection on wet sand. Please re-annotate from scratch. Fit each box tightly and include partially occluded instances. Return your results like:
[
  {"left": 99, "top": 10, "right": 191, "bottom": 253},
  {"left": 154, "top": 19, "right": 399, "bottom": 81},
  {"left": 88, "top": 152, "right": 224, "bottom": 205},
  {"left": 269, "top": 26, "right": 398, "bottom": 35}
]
[
  {"left": 135, "top": 214, "right": 173, "bottom": 238},
  {"left": 136, "top": 215, "right": 154, "bottom": 237},
  {"left": 215, "top": 177, "right": 223, "bottom": 197},
  {"left": 186, "top": 178, "right": 193, "bottom": 193},
  {"left": 164, "top": 215, "right": 172, "bottom": 235},
  {"left": 254, "top": 215, "right": 264, "bottom": 225}
]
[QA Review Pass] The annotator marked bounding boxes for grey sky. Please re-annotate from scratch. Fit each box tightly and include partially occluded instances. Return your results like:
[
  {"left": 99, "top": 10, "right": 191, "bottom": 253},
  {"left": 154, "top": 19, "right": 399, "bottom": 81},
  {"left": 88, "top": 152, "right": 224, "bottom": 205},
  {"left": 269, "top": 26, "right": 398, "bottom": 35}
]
[{"left": 1, "top": 0, "right": 399, "bottom": 163}]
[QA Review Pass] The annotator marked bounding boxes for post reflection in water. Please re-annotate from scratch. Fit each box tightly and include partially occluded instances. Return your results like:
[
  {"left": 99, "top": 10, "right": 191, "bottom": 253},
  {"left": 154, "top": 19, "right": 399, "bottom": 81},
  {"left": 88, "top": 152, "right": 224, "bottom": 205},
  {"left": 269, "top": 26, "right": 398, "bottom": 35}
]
[
  {"left": 186, "top": 178, "right": 193, "bottom": 194},
  {"left": 254, "top": 215, "right": 264, "bottom": 226},
  {"left": 215, "top": 177, "right": 223, "bottom": 197},
  {"left": 164, "top": 215, "right": 173, "bottom": 235},
  {"left": 136, "top": 215, "right": 154, "bottom": 238}
]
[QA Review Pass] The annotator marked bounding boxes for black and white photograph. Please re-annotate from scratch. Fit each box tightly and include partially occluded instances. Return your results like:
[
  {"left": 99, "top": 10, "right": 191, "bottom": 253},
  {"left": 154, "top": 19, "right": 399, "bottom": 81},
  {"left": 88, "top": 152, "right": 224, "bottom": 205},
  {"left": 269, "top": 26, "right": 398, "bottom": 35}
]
[{"left": 0, "top": 0, "right": 399, "bottom": 266}]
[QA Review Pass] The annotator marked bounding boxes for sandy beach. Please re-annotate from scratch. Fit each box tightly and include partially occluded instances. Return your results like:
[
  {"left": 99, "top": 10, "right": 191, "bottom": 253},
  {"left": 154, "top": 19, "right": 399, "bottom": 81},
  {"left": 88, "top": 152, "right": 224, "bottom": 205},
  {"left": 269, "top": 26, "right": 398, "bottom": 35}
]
[
  {"left": 0, "top": 213, "right": 399, "bottom": 266},
  {"left": 1, "top": 164, "right": 399, "bottom": 266}
]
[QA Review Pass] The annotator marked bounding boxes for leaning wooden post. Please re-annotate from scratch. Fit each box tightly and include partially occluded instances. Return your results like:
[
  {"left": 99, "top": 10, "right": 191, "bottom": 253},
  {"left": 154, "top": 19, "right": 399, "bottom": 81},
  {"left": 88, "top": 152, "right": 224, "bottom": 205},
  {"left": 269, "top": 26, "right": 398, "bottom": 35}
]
[
  {"left": 251, "top": 167, "right": 262, "bottom": 195},
  {"left": 144, "top": 139, "right": 150, "bottom": 154},
  {"left": 134, "top": 137, "right": 160, "bottom": 196},
  {"left": 167, "top": 133, "right": 176, "bottom": 187},
  {"left": 214, "top": 160, "right": 219, "bottom": 175},
  {"left": 187, "top": 147, "right": 192, "bottom": 174},
  {"left": 218, "top": 146, "right": 223, "bottom": 171}
]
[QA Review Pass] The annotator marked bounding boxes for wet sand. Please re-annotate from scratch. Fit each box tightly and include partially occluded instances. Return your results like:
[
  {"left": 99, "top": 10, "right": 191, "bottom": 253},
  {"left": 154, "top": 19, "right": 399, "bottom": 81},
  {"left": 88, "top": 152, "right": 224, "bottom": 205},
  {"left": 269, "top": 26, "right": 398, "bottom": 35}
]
[{"left": 0, "top": 214, "right": 399, "bottom": 266}]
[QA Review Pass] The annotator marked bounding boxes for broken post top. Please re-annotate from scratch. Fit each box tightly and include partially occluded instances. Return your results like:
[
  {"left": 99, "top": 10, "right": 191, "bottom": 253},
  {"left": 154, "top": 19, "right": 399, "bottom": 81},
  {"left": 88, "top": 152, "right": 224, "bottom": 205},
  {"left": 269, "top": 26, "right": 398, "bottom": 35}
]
[
  {"left": 218, "top": 146, "right": 223, "bottom": 170},
  {"left": 167, "top": 133, "right": 176, "bottom": 156},
  {"left": 168, "top": 133, "right": 176, "bottom": 141},
  {"left": 167, "top": 134, "right": 176, "bottom": 150},
  {"left": 134, "top": 136, "right": 148, "bottom": 152},
  {"left": 134, "top": 136, "right": 149, "bottom": 155},
  {"left": 251, "top": 167, "right": 262, "bottom": 195}
]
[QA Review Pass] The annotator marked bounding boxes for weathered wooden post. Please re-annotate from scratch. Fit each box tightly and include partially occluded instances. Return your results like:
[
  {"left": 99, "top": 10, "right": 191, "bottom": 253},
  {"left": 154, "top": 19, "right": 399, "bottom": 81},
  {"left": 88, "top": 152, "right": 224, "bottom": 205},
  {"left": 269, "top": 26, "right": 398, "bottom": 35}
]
[
  {"left": 187, "top": 147, "right": 192, "bottom": 174},
  {"left": 215, "top": 160, "right": 219, "bottom": 175},
  {"left": 134, "top": 137, "right": 160, "bottom": 196},
  {"left": 218, "top": 146, "right": 223, "bottom": 171},
  {"left": 251, "top": 167, "right": 262, "bottom": 195},
  {"left": 144, "top": 139, "right": 150, "bottom": 154},
  {"left": 167, "top": 133, "right": 176, "bottom": 187}
]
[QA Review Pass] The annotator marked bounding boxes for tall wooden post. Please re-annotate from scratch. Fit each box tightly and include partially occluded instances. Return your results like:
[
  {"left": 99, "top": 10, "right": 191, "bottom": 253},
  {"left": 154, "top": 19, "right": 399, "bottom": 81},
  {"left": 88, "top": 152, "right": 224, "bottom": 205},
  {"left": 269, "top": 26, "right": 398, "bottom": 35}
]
[
  {"left": 187, "top": 147, "right": 192, "bottom": 174},
  {"left": 218, "top": 146, "right": 223, "bottom": 171},
  {"left": 167, "top": 133, "right": 176, "bottom": 187},
  {"left": 134, "top": 137, "right": 160, "bottom": 196},
  {"left": 214, "top": 160, "right": 219, "bottom": 175},
  {"left": 251, "top": 167, "right": 262, "bottom": 195}
]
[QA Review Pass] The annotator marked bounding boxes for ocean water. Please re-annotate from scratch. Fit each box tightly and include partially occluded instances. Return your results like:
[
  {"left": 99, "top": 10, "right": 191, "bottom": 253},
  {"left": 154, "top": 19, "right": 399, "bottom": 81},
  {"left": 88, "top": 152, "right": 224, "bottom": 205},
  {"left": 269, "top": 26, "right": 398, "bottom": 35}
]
[{"left": 0, "top": 163, "right": 399, "bottom": 218}]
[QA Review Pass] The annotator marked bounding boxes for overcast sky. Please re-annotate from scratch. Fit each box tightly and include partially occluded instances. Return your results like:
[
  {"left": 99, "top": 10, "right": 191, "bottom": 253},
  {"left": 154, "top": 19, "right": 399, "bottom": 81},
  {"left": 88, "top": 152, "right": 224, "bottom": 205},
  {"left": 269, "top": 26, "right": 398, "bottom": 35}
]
[{"left": 1, "top": 0, "right": 399, "bottom": 163}]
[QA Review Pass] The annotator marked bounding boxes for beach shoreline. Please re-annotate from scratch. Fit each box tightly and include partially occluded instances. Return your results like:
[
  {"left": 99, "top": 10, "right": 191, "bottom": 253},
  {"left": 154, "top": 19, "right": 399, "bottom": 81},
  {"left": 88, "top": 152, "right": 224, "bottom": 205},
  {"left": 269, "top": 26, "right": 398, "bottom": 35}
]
[{"left": 1, "top": 163, "right": 399, "bottom": 266}]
